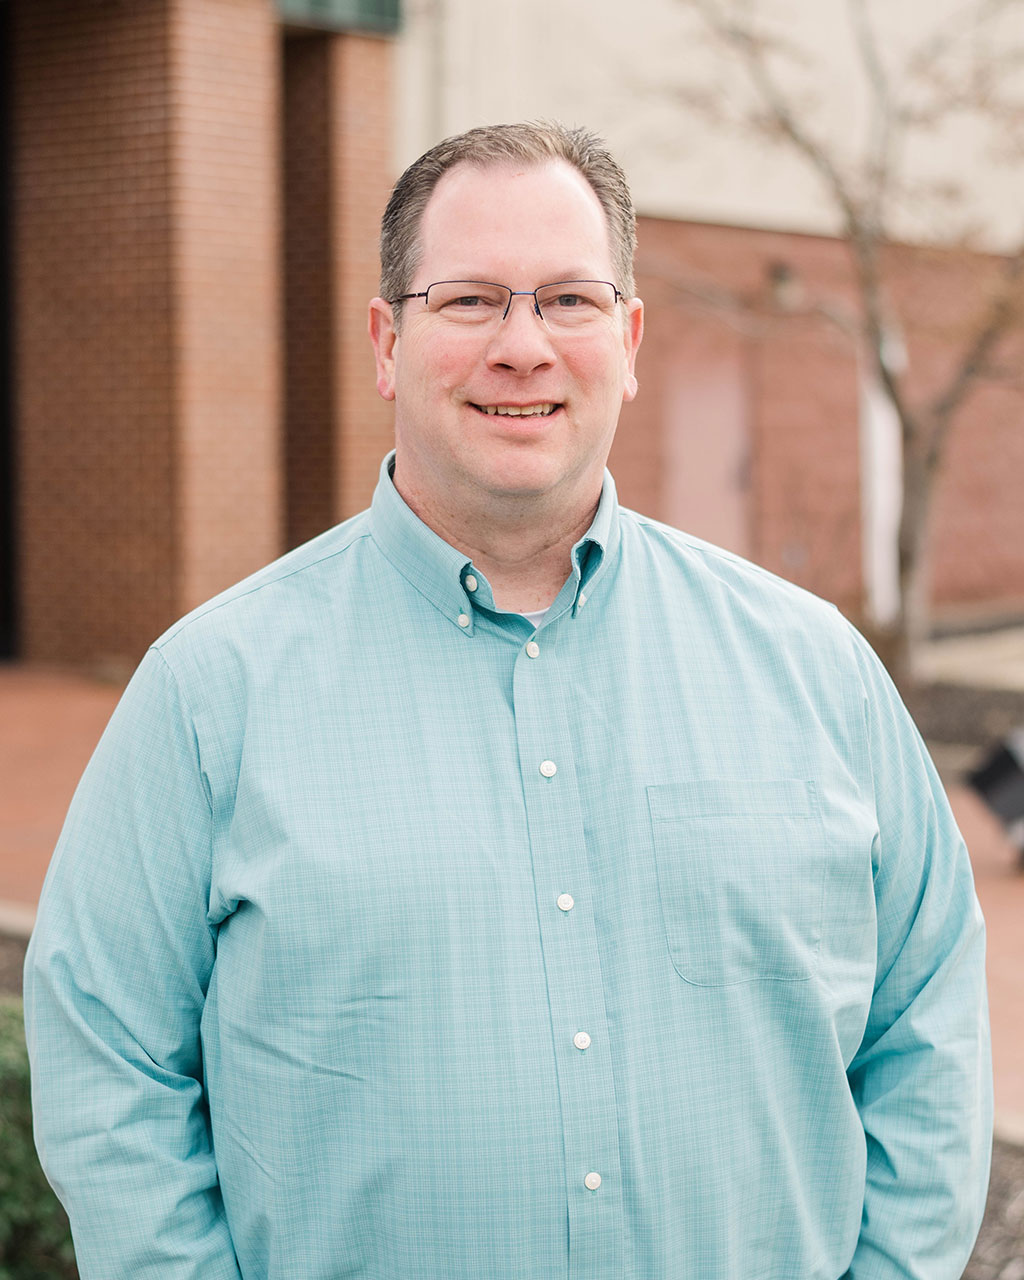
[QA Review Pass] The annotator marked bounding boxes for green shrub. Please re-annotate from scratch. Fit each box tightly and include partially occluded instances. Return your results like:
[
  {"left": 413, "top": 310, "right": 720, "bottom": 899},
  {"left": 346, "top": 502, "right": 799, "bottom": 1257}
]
[{"left": 0, "top": 998, "right": 78, "bottom": 1280}]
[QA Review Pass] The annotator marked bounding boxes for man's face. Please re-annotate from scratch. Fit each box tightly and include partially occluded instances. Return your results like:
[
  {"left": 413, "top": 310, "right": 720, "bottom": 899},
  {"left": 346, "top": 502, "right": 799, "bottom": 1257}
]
[{"left": 369, "top": 160, "right": 643, "bottom": 517}]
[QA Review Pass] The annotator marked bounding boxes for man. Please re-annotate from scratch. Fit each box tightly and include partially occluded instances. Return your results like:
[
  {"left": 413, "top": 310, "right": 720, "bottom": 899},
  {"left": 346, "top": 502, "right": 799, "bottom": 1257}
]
[{"left": 26, "top": 122, "right": 990, "bottom": 1279}]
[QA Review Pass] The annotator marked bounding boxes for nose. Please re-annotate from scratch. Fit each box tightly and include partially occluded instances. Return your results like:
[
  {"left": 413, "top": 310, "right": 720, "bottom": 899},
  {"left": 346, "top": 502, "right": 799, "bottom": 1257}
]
[{"left": 485, "top": 292, "right": 557, "bottom": 374}]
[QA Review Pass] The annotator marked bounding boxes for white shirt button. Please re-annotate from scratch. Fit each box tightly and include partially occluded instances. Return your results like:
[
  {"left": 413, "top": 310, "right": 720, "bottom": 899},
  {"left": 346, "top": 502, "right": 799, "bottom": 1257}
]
[
  {"left": 526, "top": 640, "right": 540, "bottom": 658},
  {"left": 573, "top": 1031, "right": 592, "bottom": 1051},
  {"left": 457, "top": 613, "right": 470, "bottom": 628},
  {"left": 578, "top": 592, "right": 588, "bottom": 607},
  {"left": 539, "top": 760, "right": 557, "bottom": 778},
  {"left": 584, "top": 1171, "right": 602, "bottom": 1191},
  {"left": 557, "top": 893, "right": 575, "bottom": 912},
  {"left": 464, "top": 575, "right": 478, "bottom": 592}
]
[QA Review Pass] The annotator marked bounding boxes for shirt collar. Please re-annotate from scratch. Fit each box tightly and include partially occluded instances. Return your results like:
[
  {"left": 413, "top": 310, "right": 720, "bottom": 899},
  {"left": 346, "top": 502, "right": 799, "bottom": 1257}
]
[{"left": 368, "top": 451, "right": 621, "bottom": 634}]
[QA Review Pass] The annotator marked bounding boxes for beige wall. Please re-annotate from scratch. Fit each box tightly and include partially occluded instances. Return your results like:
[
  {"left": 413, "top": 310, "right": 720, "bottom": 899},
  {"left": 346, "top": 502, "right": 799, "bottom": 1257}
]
[{"left": 395, "top": 0, "right": 1024, "bottom": 251}]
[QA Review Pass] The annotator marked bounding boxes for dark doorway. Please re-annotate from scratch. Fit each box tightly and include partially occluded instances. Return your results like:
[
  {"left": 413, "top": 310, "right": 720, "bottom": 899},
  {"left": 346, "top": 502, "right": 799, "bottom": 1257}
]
[
  {"left": 281, "top": 29, "right": 337, "bottom": 552},
  {"left": 0, "top": 1, "right": 17, "bottom": 660}
]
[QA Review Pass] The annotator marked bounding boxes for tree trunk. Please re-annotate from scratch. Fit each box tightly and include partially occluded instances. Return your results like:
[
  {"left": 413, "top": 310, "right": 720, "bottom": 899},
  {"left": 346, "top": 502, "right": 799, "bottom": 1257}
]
[
  {"left": 896, "top": 446, "right": 935, "bottom": 691},
  {"left": 860, "top": 439, "right": 935, "bottom": 694}
]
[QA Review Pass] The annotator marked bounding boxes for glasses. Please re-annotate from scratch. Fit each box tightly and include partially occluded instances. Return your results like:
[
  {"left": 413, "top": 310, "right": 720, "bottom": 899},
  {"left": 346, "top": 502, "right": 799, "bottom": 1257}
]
[{"left": 390, "top": 280, "right": 623, "bottom": 330}]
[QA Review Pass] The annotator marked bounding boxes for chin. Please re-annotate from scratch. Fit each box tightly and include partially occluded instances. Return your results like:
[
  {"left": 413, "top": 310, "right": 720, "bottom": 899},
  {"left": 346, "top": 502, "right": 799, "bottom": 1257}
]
[{"left": 480, "top": 463, "right": 588, "bottom": 505}]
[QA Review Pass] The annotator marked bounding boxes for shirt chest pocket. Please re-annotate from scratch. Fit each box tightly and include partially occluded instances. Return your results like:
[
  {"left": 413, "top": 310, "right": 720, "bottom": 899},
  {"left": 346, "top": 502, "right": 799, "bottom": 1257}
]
[{"left": 647, "top": 779, "right": 827, "bottom": 986}]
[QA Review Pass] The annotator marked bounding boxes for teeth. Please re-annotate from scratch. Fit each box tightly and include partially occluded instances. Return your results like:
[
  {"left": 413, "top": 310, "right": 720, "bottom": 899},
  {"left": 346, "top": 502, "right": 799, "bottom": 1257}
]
[{"left": 478, "top": 403, "right": 557, "bottom": 417}]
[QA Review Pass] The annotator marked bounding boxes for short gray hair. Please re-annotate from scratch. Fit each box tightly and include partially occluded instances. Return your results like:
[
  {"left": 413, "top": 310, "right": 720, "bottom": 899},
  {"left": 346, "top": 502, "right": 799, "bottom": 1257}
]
[{"left": 379, "top": 121, "right": 637, "bottom": 313}]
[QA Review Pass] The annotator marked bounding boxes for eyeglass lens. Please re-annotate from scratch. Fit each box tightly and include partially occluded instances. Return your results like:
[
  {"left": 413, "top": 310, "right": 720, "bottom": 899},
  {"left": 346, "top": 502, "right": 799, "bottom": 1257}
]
[{"left": 423, "top": 281, "right": 618, "bottom": 328}]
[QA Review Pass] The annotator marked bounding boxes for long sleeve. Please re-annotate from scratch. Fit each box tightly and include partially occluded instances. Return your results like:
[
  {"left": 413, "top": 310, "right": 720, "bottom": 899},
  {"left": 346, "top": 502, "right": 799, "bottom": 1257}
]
[
  {"left": 16, "top": 463, "right": 999, "bottom": 1276},
  {"left": 23, "top": 648, "right": 242, "bottom": 1280},
  {"left": 844, "top": 634, "right": 992, "bottom": 1279}
]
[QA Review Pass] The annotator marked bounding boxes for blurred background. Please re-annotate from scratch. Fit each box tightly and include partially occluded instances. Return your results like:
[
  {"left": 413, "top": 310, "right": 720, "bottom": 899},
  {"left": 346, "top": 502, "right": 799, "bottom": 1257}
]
[
  {"left": 1, "top": 0, "right": 1024, "bottom": 679},
  {"left": 1, "top": 0, "right": 1024, "bottom": 1274}
]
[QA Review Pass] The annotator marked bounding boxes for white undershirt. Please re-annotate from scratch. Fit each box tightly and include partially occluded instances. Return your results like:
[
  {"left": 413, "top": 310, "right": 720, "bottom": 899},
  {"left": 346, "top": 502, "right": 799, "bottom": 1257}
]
[{"left": 520, "top": 608, "right": 548, "bottom": 629}]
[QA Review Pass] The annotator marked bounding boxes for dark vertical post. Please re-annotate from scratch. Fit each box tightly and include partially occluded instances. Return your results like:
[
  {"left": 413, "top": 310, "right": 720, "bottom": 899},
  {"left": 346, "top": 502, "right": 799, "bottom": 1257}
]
[
  {"left": 0, "top": 0, "right": 17, "bottom": 659},
  {"left": 282, "top": 31, "right": 336, "bottom": 550}
]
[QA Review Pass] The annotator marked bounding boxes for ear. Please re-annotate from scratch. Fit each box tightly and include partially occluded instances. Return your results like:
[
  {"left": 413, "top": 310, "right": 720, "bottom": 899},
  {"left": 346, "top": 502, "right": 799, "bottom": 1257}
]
[
  {"left": 622, "top": 296, "right": 644, "bottom": 402},
  {"left": 368, "top": 298, "right": 398, "bottom": 402}
]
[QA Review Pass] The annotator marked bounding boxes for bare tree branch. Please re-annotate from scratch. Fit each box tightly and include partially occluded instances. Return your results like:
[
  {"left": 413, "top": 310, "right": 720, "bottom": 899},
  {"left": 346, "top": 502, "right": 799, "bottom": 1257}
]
[
  {"left": 672, "top": 0, "right": 1024, "bottom": 678},
  {"left": 687, "top": 0, "right": 862, "bottom": 229},
  {"left": 839, "top": 0, "right": 919, "bottom": 436},
  {"left": 925, "top": 235, "right": 1024, "bottom": 469},
  {"left": 906, "top": 0, "right": 1024, "bottom": 84},
  {"left": 634, "top": 253, "right": 764, "bottom": 336},
  {"left": 638, "top": 249, "right": 882, "bottom": 353},
  {"left": 977, "top": 361, "right": 1024, "bottom": 388},
  {"left": 904, "top": 0, "right": 1024, "bottom": 131},
  {"left": 684, "top": 0, "right": 914, "bottom": 435},
  {"left": 846, "top": 0, "right": 899, "bottom": 230}
]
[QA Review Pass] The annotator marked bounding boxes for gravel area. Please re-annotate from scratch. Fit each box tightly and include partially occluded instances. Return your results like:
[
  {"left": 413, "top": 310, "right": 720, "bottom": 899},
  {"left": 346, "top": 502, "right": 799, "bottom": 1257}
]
[
  {"left": 965, "top": 1140, "right": 1024, "bottom": 1279},
  {"left": 905, "top": 682, "right": 1024, "bottom": 749}
]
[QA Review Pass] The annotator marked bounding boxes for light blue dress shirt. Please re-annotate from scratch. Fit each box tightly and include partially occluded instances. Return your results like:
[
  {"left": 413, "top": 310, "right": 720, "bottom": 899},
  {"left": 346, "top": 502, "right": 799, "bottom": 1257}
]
[{"left": 25, "top": 453, "right": 991, "bottom": 1280}]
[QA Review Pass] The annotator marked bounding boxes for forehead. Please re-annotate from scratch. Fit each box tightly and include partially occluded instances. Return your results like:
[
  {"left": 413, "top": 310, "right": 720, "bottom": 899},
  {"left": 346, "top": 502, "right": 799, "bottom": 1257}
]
[{"left": 414, "top": 159, "right": 614, "bottom": 284}]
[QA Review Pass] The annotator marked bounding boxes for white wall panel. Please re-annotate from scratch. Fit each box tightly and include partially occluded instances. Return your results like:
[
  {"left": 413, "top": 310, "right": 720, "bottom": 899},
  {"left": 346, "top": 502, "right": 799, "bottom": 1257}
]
[{"left": 395, "top": 0, "right": 1024, "bottom": 250}]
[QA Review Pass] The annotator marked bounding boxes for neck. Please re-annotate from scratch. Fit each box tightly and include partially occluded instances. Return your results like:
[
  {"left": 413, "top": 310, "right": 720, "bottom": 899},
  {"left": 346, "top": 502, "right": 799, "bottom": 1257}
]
[{"left": 393, "top": 470, "right": 600, "bottom": 613}]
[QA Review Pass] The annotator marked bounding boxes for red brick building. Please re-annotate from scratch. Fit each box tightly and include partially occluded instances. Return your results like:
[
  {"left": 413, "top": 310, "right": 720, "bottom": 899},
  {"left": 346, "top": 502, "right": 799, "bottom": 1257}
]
[
  {"left": 615, "top": 220, "right": 1024, "bottom": 631},
  {"left": 2, "top": 0, "right": 1022, "bottom": 673},
  {"left": 2, "top": 0, "right": 396, "bottom": 673}
]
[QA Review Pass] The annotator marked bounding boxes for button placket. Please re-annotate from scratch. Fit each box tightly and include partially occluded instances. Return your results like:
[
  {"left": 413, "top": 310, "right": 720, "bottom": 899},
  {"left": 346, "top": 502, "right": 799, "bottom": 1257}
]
[{"left": 511, "top": 635, "right": 624, "bottom": 1270}]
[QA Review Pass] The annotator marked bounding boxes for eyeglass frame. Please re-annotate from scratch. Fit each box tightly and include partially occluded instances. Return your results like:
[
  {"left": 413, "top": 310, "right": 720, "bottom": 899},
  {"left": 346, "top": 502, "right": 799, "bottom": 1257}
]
[{"left": 388, "top": 279, "right": 625, "bottom": 324}]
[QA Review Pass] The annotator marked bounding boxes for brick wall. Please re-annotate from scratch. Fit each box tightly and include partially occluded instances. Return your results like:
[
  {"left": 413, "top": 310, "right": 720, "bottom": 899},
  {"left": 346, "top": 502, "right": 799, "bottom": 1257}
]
[
  {"left": 11, "top": 1, "right": 398, "bottom": 672},
  {"left": 170, "top": 0, "right": 281, "bottom": 618},
  {"left": 619, "top": 217, "right": 1024, "bottom": 621},
  {"left": 887, "top": 246, "right": 1024, "bottom": 618},
  {"left": 12, "top": 0, "right": 281, "bottom": 671},
  {"left": 13, "top": 1, "right": 180, "bottom": 671}
]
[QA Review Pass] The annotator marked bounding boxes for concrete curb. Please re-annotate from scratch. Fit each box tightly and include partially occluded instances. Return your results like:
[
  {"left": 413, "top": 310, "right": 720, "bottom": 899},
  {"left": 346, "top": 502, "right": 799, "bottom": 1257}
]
[
  {"left": 994, "top": 1112, "right": 1024, "bottom": 1149},
  {"left": 0, "top": 899, "right": 36, "bottom": 939}
]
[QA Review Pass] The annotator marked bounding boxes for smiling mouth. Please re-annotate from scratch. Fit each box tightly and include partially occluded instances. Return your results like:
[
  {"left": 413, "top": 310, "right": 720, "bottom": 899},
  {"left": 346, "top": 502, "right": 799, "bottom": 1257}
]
[{"left": 470, "top": 403, "right": 561, "bottom": 418}]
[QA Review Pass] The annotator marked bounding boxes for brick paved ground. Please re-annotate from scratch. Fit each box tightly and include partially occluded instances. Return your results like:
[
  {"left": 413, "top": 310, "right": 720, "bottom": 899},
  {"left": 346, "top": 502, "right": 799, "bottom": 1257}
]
[{"left": 0, "top": 665, "right": 121, "bottom": 906}]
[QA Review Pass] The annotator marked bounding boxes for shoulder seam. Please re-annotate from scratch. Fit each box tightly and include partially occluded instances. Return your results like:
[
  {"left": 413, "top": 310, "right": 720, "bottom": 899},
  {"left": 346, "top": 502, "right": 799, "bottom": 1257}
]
[
  {"left": 155, "top": 528, "right": 375, "bottom": 648},
  {"left": 149, "top": 646, "right": 214, "bottom": 820},
  {"left": 624, "top": 508, "right": 840, "bottom": 610}
]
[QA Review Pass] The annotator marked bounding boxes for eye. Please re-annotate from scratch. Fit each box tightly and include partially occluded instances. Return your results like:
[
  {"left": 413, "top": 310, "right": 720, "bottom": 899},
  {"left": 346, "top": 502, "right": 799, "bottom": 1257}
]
[
  {"left": 431, "top": 287, "right": 507, "bottom": 313},
  {"left": 536, "top": 283, "right": 617, "bottom": 327}
]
